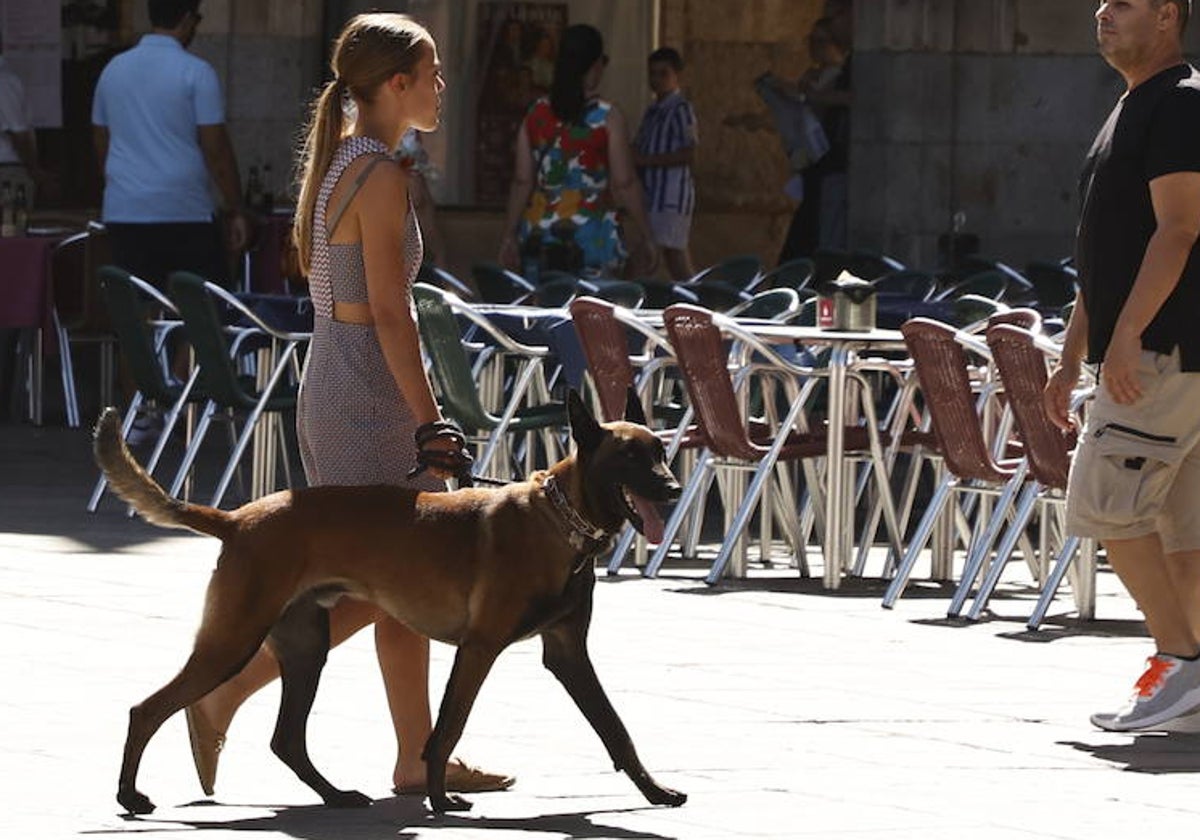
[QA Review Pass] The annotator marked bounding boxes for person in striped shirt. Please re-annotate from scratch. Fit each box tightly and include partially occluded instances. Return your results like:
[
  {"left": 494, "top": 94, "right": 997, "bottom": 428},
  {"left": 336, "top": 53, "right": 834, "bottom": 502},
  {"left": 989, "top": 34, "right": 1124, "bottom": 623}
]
[{"left": 633, "top": 47, "right": 697, "bottom": 282}]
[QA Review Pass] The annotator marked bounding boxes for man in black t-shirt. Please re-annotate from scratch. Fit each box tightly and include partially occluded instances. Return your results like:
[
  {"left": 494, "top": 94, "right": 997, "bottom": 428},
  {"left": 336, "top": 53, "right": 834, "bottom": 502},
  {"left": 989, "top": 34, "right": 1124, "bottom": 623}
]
[{"left": 1046, "top": 0, "right": 1200, "bottom": 733}]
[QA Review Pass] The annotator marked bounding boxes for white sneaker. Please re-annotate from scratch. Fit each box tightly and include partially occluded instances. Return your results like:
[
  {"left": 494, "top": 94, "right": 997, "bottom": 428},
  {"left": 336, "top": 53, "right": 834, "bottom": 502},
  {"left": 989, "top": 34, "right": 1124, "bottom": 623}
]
[{"left": 1090, "top": 654, "right": 1200, "bottom": 732}]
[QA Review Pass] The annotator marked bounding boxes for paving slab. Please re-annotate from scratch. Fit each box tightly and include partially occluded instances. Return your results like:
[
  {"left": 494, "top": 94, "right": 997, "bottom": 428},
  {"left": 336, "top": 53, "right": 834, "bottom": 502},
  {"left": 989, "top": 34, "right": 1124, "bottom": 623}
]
[{"left": 2, "top": 423, "right": 1198, "bottom": 839}]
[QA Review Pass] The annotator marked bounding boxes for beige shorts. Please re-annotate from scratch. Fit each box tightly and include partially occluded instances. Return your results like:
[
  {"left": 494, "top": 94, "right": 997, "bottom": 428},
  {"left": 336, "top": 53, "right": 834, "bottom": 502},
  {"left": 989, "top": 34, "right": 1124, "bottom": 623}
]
[{"left": 1066, "top": 348, "right": 1200, "bottom": 552}]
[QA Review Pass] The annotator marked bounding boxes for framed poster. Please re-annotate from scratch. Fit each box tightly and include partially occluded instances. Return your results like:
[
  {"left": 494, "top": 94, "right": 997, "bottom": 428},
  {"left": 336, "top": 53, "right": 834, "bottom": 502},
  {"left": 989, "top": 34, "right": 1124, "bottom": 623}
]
[{"left": 473, "top": 2, "right": 567, "bottom": 205}]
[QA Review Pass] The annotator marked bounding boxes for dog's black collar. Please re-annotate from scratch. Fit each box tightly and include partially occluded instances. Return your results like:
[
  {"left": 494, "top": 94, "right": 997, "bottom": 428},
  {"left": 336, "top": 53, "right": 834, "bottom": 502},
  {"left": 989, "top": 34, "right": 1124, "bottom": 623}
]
[{"left": 542, "top": 473, "right": 612, "bottom": 563}]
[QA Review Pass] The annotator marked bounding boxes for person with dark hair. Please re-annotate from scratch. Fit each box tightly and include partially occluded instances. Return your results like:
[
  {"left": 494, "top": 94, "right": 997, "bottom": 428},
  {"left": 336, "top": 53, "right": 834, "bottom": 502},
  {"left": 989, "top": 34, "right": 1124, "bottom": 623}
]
[
  {"left": 771, "top": 15, "right": 852, "bottom": 263},
  {"left": 499, "top": 23, "right": 657, "bottom": 279},
  {"left": 92, "top": 0, "right": 249, "bottom": 289},
  {"left": 634, "top": 46, "right": 697, "bottom": 282},
  {"left": 181, "top": 12, "right": 512, "bottom": 799},
  {"left": 1045, "top": 0, "right": 1200, "bottom": 733}
]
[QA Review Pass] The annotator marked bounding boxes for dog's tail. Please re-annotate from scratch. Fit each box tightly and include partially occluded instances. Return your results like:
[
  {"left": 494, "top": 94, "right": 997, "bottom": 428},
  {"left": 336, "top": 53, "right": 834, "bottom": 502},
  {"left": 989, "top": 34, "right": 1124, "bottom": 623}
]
[{"left": 93, "top": 407, "right": 235, "bottom": 540}]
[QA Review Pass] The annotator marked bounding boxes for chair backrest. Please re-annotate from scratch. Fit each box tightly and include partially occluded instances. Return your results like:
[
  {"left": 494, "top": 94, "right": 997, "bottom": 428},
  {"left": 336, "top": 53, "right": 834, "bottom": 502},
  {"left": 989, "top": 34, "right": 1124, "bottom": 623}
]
[
  {"left": 536, "top": 275, "right": 579, "bottom": 307},
  {"left": 411, "top": 283, "right": 495, "bottom": 431},
  {"left": 1024, "top": 260, "right": 1078, "bottom": 310},
  {"left": 569, "top": 296, "right": 638, "bottom": 422},
  {"left": 168, "top": 271, "right": 255, "bottom": 410},
  {"left": 757, "top": 257, "right": 815, "bottom": 292},
  {"left": 418, "top": 263, "right": 477, "bottom": 300},
  {"left": 688, "top": 254, "right": 762, "bottom": 290},
  {"left": 847, "top": 250, "right": 905, "bottom": 281},
  {"left": 52, "top": 227, "right": 115, "bottom": 333},
  {"left": 588, "top": 279, "right": 645, "bottom": 309},
  {"left": 470, "top": 261, "right": 535, "bottom": 304},
  {"left": 663, "top": 304, "right": 762, "bottom": 460},
  {"left": 901, "top": 318, "right": 1008, "bottom": 482},
  {"left": 99, "top": 265, "right": 175, "bottom": 403},
  {"left": 987, "top": 307, "right": 1041, "bottom": 331},
  {"left": 688, "top": 281, "right": 749, "bottom": 312},
  {"left": 873, "top": 269, "right": 938, "bottom": 300},
  {"left": 726, "top": 288, "right": 800, "bottom": 321},
  {"left": 985, "top": 324, "right": 1073, "bottom": 489}
]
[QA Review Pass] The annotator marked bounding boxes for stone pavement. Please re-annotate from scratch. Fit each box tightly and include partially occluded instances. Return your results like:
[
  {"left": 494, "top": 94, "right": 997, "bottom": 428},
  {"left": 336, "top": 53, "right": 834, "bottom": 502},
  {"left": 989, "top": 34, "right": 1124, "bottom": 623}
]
[{"left": 3, "top": 422, "right": 1200, "bottom": 840}]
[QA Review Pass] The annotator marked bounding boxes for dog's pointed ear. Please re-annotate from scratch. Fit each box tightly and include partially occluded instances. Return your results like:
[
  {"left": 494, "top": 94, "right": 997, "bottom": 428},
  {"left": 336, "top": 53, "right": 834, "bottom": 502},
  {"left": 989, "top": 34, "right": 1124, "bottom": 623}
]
[
  {"left": 623, "top": 386, "right": 648, "bottom": 426},
  {"left": 567, "top": 389, "right": 605, "bottom": 452}
]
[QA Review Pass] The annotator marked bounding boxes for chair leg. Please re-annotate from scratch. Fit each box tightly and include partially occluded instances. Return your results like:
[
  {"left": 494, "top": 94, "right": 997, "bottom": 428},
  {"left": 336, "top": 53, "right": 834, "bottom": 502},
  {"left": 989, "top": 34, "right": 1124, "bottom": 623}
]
[
  {"left": 168, "top": 401, "right": 218, "bottom": 501},
  {"left": 51, "top": 309, "right": 80, "bottom": 428},
  {"left": 946, "top": 474, "right": 1028, "bottom": 618},
  {"left": 881, "top": 477, "right": 955, "bottom": 608},
  {"left": 963, "top": 481, "right": 1041, "bottom": 620},
  {"left": 1026, "top": 535, "right": 1083, "bottom": 630},
  {"left": 645, "top": 452, "right": 712, "bottom": 578}
]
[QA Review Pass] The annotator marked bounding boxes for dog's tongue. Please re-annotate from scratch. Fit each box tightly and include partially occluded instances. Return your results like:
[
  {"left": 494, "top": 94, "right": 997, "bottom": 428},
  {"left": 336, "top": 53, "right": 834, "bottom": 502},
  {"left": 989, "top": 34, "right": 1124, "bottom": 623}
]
[{"left": 630, "top": 493, "right": 665, "bottom": 544}]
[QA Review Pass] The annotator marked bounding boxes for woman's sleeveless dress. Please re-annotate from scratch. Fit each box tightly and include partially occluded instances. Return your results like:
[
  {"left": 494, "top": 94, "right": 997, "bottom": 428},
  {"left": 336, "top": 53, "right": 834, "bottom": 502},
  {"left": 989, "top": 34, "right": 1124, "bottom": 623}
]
[
  {"left": 520, "top": 96, "right": 624, "bottom": 274},
  {"left": 296, "top": 135, "right": 444, "bottom": 492}
]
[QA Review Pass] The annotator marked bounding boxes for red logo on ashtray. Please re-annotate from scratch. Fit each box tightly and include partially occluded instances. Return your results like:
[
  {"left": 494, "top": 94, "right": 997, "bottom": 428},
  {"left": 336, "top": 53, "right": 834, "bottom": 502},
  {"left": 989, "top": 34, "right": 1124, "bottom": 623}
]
[{"left": 817, "top": 297, "right": 834, "bottom": 328}]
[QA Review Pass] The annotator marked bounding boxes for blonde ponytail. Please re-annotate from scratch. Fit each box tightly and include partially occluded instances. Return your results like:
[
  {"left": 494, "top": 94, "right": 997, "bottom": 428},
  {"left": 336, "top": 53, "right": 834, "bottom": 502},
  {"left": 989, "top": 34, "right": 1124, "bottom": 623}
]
[
  {"left": 291, "top": 13, "right": 432, "bottom": 278},
  {"left": 292, "top": 79, "right": 345, "bottom": 277}
]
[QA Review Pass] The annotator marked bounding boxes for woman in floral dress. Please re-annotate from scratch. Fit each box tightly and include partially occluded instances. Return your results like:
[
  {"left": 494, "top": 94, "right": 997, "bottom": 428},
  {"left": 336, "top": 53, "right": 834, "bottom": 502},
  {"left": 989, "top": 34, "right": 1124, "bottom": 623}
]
[{"left": 499, "top": 24, "right": 657, "bottom": 278}]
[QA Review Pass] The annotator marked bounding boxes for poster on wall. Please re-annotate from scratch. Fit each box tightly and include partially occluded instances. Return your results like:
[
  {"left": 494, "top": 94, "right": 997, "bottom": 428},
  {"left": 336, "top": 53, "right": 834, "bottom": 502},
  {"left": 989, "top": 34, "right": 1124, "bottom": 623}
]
[
  {"left": 474, "top": 2, "right": 567, "bottom": 206},
  {"left": 0, "top": 0, "right": 63, "bottom": 127}
]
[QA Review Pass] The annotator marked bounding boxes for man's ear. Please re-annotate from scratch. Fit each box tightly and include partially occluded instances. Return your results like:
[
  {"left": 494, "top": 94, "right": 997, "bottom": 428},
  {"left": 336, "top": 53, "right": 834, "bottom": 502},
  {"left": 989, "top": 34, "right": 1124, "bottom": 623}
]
[
  {"left": 623, "top": 386, "right": 648, "bottom": 426},
  {"left": 567, "top": 389, "right": 604, "bottom": 453}
]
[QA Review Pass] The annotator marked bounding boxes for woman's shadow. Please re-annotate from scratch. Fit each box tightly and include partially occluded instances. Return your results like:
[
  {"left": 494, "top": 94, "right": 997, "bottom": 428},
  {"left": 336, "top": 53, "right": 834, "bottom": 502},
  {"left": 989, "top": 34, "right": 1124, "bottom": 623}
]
[{"left": 106, "top": 794, "right": 679, "bottom": 840}]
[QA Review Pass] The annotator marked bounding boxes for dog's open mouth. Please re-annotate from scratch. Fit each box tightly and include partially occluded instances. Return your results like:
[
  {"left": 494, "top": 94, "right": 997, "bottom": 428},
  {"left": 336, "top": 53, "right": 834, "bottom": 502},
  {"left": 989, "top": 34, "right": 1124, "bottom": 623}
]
[{"left": 620, "top": 487, "right": 666, "bottom": 544}]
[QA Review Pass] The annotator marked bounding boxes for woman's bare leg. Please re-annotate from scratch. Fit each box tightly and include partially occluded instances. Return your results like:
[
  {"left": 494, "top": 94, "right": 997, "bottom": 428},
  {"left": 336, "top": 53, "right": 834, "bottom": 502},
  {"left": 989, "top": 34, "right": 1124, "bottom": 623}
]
[
  {"left": 192, "top": 598, "right": 385, "bottom": 735},
  {"left": 373, "top": 616, "right": 432, "bottom": 789}
]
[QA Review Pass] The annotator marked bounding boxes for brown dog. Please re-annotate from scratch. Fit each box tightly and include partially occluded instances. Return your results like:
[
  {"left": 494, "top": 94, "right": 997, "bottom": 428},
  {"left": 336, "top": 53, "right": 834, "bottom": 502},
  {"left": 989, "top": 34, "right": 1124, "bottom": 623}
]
[{"left": 96, "top": 390, "right": 685, "bottom": 815}]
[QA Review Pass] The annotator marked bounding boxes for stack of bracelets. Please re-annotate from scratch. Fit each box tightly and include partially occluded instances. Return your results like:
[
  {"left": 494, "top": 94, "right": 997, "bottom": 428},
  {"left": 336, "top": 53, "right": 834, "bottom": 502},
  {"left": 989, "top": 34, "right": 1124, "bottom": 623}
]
[{"left": 407, "top": 419, "right": 475, "bottom": 486}]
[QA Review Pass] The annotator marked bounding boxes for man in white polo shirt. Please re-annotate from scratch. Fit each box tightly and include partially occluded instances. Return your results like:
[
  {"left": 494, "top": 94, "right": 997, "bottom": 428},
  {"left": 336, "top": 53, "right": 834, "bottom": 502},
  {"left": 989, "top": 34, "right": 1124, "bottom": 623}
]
[
  {"left": 0, "top": 41, "right": 40, "bottom": 206},
  {"left": 92, "top": 0, "right": 249, "bottom": 288}
]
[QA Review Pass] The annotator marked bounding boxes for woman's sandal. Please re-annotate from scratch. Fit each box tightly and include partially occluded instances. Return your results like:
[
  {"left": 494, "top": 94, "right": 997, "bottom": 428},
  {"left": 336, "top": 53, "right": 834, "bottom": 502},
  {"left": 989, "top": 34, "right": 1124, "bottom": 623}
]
[
  {"left": 184, "top": 704, "right": 226, "bottom": 797},
  {"left": 392, "top": 758, "right": 516, "bottom": 795}
]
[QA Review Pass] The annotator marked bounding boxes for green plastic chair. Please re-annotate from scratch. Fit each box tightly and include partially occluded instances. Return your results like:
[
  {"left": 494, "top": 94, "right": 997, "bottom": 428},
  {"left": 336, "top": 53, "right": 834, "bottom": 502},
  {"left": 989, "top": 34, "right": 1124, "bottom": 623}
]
[
  {"left": 167, "top": 271, "right": 306, "bottom": 507},
  {"left": 753, "top": 257, "right": 815, "bottom": 293},
  {"left": 412, "top": 283, "right": 567, "bottom": 479},
  {"left": 87, "top": 265, "right": 208, "bottom": 512}
]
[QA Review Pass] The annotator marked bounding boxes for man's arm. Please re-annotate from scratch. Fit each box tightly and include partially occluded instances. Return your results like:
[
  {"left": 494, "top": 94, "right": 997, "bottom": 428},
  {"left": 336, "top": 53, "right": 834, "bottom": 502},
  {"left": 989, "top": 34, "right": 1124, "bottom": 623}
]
[
  {"left": 197, "top": 123, "right": 248, "bottom": 250},
  {"left": 1044, "top": 289, "right": 1089, "bottom": 431},
  {"left": 91, "top": 125, "right": 108, "bottom": 169},
  {"left": 1103, "top": 171, "right": 1200, "bottom": 404}
]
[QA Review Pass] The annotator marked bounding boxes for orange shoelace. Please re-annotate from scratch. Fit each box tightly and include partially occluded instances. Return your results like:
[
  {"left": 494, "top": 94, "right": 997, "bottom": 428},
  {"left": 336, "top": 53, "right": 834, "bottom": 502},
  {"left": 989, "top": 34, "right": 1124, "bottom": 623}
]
[{"left": 1134, "top": 655, "right": 1177, "bottom": 698}]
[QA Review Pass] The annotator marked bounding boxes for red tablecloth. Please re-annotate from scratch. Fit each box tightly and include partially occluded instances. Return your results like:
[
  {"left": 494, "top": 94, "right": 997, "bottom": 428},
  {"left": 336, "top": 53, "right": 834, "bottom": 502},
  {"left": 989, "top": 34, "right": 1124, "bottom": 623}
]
[{"left": 0, "top": 234, "right": 59, "bottom": 329}]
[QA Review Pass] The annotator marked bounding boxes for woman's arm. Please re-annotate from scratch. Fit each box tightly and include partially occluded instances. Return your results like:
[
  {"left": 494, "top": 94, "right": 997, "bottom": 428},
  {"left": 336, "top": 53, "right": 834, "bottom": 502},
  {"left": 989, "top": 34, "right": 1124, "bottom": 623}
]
[
  {"left": 499, "top": 122, "right": 534, "bottom": 269},
  {"left": 607, "top": 105, "right": 659, "bottom": 274},
  {"left": 356, "top": 158, "right": 442, "bottom": 426}
]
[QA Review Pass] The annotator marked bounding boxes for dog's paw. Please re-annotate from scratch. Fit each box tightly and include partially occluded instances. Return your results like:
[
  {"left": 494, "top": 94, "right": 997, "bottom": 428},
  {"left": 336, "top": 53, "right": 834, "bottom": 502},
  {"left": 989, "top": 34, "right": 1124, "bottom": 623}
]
[
  {"left": 324, "top": 789, "right": 373, "bottom": 809},
  {"left": 645, "top": 784, "right": 687, "bottom": 807},
  {"left": 429, "top": 792, "right": 473, "bottom": 813},
  {"left": 117, "top": 788, "right": 155, "bottom": 815}
]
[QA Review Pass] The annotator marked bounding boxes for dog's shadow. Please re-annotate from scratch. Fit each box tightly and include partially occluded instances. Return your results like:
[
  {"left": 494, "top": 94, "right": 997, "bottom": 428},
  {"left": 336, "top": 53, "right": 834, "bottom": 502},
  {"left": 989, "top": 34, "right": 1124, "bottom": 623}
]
[
  {"left": 1062, "top": 733, "right": 1200, "bottom": 774},
  {"left": 100, "top": 795, "right": 678, "bottom": 840}
]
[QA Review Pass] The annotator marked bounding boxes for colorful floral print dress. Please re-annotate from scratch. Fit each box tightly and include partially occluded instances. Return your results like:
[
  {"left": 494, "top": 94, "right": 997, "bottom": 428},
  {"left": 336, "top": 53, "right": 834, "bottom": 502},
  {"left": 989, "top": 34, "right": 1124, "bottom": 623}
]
[{"left": 521, "top": 96, "right": 624, "bottom": 274}]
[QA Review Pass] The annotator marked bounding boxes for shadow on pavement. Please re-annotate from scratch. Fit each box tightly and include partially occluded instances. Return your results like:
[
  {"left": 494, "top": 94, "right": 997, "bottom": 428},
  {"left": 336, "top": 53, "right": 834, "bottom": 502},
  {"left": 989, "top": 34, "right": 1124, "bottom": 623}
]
[
  {"left": 95, "top": 798, "right": 677, "bottom": 839},
  {"left": 1061, "top": 733, "right": 1200, "bottom": 774}
]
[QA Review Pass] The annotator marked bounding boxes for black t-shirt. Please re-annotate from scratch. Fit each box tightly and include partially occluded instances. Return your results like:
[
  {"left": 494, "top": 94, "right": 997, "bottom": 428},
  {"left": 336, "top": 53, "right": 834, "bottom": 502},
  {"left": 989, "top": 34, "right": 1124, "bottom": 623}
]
[{"left": 1077, "top": 63, "right": 1200, "bottom": 371}]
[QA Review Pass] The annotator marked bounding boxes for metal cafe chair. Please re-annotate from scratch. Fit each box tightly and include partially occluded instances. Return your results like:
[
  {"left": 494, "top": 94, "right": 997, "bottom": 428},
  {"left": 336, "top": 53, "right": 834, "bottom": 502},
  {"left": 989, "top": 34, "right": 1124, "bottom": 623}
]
[
  {"left": 648, "top": 304, "right": 904, "bottom": 585},
  {"left": 87, "top": 266, "right": 205, "bottom": 512},
  {"left": 963, "top": 323, "right": 1096, "bottom": 624},
  {"left": 165, "top": 272, "right": 308, "bottom": 507},
  {"left": 412, "top": 283, "right": 566, "bottom": 480},
  {"left": 881, "top": 319, "right": 1026, "bottom": 609}
]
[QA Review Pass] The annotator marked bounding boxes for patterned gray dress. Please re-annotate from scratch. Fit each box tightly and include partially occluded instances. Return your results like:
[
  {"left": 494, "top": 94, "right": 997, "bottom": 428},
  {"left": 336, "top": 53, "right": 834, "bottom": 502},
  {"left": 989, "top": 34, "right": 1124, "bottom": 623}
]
[{"left": 296, "top": 135, "right": 444, "bottom": 492}]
